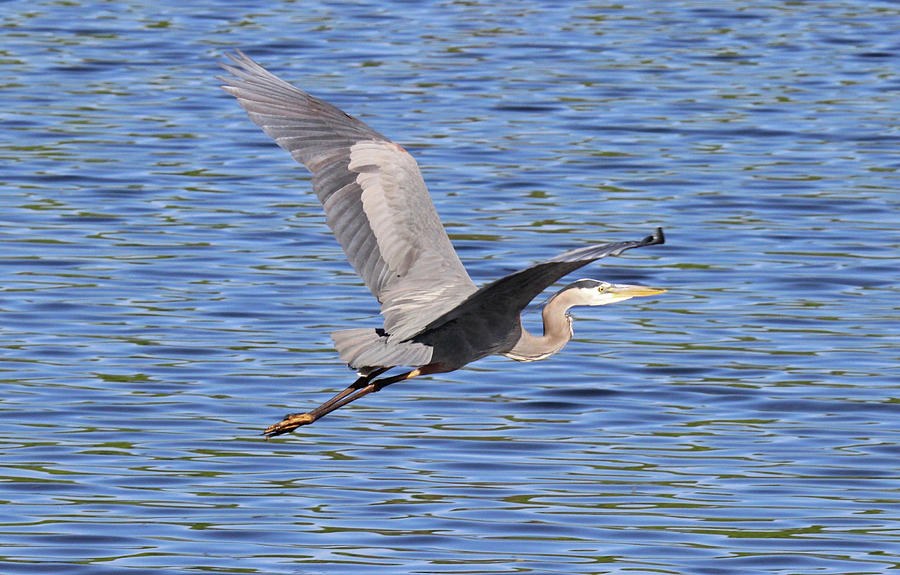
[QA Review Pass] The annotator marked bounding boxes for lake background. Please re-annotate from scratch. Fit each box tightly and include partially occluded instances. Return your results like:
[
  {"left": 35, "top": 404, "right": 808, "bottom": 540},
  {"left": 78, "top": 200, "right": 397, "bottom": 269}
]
[{"left": 2, "top": 1, "right": 898, "bottom": 573}]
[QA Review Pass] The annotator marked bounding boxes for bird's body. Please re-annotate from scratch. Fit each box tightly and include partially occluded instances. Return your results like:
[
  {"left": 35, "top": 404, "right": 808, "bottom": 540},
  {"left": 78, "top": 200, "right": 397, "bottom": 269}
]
[{"left": 219, "top": 51, "right": 665, "bottom": 436}]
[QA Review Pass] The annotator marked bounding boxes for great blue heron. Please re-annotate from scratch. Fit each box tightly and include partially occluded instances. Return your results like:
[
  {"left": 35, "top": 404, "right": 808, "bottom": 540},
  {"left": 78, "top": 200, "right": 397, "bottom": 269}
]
[{"left": 219, "top": 51, "right": 666, "bottom": 437}]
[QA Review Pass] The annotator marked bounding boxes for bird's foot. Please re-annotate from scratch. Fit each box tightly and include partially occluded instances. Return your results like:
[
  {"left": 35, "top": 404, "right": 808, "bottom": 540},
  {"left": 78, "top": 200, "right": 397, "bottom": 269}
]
[{"left": 262, "top": 412, "right": 315, "bottom": 438}]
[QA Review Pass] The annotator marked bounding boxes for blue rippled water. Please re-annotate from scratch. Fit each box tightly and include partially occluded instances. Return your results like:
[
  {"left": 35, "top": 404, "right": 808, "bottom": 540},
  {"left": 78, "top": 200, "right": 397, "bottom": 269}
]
[{"left": 2, "top": 1, "right": 898, "bottom": 573}]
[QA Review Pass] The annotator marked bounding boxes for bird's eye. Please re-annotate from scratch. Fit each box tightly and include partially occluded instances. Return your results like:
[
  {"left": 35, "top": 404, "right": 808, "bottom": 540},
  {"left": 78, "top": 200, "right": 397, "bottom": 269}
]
[{"left": 597, "top": 285, "right": 607, "bottom": 293}]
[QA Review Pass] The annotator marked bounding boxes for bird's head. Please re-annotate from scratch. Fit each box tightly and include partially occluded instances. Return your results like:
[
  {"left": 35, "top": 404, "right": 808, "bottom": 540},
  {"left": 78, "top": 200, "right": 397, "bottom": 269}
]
[{"left": 563, "top": 278, "right": 666, "bottom": 306}]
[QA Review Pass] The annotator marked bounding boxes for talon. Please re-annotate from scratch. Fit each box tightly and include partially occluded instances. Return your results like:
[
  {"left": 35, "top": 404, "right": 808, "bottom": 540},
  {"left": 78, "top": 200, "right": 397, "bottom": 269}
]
[{"left": 263, "top": 412, "right": 315, "bottom": 438}]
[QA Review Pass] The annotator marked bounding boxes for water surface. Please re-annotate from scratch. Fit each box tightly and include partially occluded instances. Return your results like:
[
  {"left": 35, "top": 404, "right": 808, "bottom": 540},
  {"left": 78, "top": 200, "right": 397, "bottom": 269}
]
[{"left": 2, "top": 1, "right": 899, "bottom": 573}]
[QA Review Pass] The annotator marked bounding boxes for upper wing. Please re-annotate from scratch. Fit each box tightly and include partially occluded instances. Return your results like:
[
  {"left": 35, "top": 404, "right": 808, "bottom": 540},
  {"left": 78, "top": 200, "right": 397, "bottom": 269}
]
[
  {"left": 412, "top": 228, "right": 665, "bottom": 339},
  {"left": 219, "top": 51, "right": 477, "bottom": 339}
]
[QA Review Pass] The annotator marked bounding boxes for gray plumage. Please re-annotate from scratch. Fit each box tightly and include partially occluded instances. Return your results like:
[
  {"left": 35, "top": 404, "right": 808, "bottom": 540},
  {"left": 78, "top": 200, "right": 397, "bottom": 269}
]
[{"left": 219, "top": 51, "right": 666, "bottom": 435}]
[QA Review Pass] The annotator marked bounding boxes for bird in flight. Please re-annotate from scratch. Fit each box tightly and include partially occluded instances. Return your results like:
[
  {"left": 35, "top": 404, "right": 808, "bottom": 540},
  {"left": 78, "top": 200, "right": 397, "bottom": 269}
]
[{"left": 219, "top": 51, "right": 666, "bottom": 437}]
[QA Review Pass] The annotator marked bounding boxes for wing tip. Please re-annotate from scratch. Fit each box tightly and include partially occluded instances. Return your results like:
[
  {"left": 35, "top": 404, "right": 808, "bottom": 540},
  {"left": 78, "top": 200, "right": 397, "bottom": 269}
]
[
  {"left": 644, "top": 227, "right": 665, "bottom": 246},
  {"left": 217, "top": 49, "right": 252, "bottom": 91}
]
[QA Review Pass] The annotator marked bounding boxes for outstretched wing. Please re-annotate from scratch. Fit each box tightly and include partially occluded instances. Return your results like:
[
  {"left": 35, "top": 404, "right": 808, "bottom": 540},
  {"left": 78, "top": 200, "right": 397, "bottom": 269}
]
[
  {"left": 413, "top": 228, "right": 665, "bottom": 338},
  {"left": 219, "top": 51, "right": 477, "bottom": 339}
]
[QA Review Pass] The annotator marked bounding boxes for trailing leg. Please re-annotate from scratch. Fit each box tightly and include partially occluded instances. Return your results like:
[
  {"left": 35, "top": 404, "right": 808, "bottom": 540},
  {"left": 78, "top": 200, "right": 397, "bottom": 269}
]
[{"left": 262, "top": 366, "right": 435, "bottom": 437}]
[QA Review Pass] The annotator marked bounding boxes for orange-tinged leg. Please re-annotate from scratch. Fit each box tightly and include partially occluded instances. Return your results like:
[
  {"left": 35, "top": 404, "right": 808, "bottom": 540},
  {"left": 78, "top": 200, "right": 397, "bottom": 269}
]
[{"left": 263, "top": 366, "right": 434, "bottom": 438}]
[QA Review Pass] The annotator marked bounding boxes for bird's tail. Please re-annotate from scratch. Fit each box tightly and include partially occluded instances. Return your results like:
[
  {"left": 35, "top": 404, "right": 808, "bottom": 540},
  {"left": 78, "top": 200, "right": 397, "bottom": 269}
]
[{"left": 330, "top": 328, "right": 433, "bottom": 373}]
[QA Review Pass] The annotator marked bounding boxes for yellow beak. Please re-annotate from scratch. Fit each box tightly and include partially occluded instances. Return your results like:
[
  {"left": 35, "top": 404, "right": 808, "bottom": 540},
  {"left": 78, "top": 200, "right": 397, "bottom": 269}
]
[{"left": 608, "top": 283, "right": 667, "bottom": 297}]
